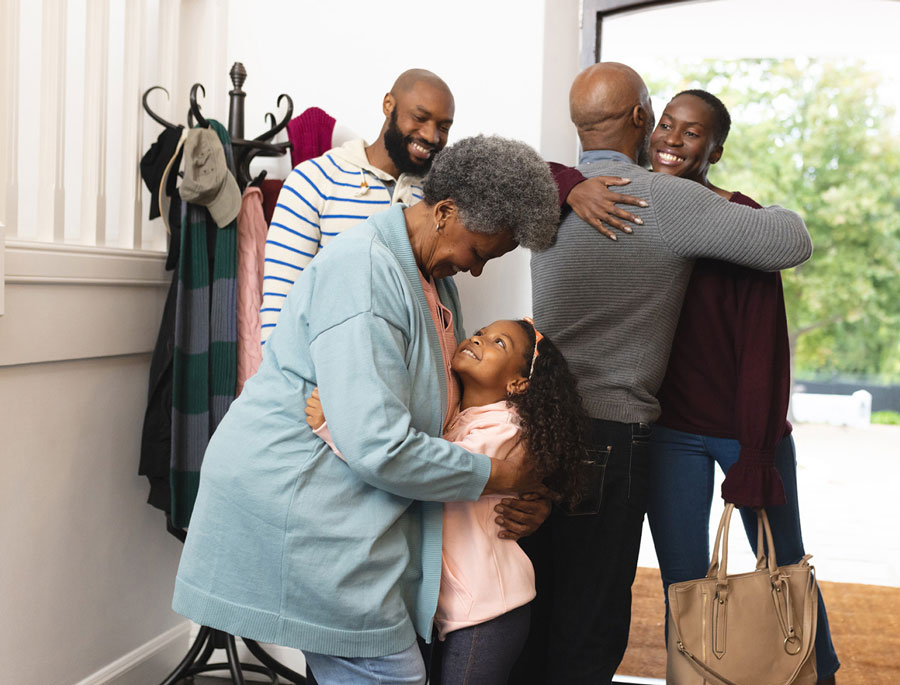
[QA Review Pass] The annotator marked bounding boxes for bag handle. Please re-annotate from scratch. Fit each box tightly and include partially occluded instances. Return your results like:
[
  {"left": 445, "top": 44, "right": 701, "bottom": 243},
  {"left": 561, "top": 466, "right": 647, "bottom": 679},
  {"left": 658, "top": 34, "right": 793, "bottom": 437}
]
[
  {"left": 706, "top": 502, "right": 734, "bottom": 579},
  {"left": 759, "top": 507, "right": 779, "bottom": 573},
  {"left": 708, "top": 504, "right": 779, "bottom": 585},
  {"left": 711, "top": 506, "right": 801, "bottom": 650},
  {"left": 755, "top": 513, "right": 767, "bottom": 571}
]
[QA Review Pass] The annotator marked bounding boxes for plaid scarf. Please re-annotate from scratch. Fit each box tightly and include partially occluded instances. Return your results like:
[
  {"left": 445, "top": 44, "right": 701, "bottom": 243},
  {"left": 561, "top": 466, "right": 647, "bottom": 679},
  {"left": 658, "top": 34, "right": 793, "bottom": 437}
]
[{"left": 170, "top": 120, "right": 238, "bottom": 528}]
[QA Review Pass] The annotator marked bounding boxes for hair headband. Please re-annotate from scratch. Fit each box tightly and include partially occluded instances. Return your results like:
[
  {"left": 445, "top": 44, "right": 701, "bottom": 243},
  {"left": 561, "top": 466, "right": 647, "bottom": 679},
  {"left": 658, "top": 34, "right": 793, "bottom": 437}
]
[{"left": 523, "top": 317, "right": 543, "bottom": 377}]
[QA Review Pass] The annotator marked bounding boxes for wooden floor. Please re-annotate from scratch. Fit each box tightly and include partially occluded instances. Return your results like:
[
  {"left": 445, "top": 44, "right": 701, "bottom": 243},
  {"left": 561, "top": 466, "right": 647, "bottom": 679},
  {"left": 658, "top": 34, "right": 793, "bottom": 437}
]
[{"left": 618, "top": 567, "right": 900, "bottom": 684}]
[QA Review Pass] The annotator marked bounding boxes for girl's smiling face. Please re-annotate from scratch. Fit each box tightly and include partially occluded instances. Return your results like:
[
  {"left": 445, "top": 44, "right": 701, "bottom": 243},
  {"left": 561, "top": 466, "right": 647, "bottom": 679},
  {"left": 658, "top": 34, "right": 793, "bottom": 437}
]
[{"left": 451, "top": 320, "right": 532, "bottom": 402}]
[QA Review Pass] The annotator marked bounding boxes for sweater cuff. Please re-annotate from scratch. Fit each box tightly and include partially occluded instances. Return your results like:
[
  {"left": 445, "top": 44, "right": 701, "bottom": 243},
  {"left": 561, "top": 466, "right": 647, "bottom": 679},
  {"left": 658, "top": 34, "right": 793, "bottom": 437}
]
[
  {"left": 461, "top": 453, "right": 494, "bottom": 502},
  {"left": 548, "top": 162, "right": 586, "bottom": 207},
  {"left": 721, "top": 460, "right": 786, "bottom": 508}
]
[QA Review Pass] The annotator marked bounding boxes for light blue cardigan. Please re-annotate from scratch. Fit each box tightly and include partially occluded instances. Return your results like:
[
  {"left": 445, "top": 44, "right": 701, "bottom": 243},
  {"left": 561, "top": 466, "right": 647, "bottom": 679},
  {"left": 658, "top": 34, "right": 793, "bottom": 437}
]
[{"left": 172, "top": 205, "right": 493, "bottom": 657}]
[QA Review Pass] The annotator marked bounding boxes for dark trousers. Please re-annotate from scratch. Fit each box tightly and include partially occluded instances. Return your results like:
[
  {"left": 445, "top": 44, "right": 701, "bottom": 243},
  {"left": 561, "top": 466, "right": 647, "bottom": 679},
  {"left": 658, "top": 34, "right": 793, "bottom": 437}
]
[
  {"left": 436, "top": 604, "right": 530, "bottom": 685},
  {"left": 510, "top": 418, "right": 651, "bottom": 684}
]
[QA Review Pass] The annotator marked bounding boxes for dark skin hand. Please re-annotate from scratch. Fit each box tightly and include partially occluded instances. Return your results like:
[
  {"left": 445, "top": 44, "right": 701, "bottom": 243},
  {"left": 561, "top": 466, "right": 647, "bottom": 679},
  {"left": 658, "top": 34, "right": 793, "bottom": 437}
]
[
  {"left": 495, "top": 492, "right": 552, "bottom": 540},
  {"left": 567, "top": 176, "right": 648, "bottom": 240}
]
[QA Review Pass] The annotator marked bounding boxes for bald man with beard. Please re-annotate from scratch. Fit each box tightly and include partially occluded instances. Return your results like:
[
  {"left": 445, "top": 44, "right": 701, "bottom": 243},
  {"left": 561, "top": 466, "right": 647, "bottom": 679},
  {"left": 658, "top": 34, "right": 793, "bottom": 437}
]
[
  {"left": 261, "top": 69, "right": 455, "bottom": 344},
  {"left": 513, "top": 63, "right": 814, "bottom": 684}
]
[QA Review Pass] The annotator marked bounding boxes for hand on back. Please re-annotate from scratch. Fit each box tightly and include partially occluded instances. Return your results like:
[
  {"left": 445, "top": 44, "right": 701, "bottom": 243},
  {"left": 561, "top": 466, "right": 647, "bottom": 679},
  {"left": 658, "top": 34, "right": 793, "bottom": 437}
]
[{"left": 567, "top": 176, "right": 647, "bottom": 240}]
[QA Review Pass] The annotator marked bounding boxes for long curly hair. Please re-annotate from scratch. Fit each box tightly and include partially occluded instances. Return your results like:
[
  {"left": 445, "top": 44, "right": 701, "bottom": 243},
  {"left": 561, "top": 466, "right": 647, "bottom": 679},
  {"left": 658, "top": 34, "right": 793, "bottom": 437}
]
[{"left": 505, "top": 320, "right": 591, "bottom": 507}]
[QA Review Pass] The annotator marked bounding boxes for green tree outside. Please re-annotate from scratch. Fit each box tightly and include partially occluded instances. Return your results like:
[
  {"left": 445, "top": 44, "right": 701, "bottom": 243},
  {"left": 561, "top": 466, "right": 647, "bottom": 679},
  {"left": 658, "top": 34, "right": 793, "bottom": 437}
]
[{"left": 648, "top": 58, "right": 900, "bottom": 383}]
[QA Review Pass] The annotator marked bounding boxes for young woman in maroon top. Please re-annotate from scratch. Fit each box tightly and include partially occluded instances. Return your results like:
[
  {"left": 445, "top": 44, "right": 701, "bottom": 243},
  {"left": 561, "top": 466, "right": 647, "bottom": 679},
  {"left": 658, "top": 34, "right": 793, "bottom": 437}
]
[{"left": 645, "top": 90, "right": 839, "bottom": 682}]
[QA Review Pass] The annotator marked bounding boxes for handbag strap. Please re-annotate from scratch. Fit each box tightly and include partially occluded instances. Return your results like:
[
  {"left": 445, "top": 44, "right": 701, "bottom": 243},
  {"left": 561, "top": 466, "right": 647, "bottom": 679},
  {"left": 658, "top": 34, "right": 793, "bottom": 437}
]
[
  {"left": 760, "top": 509, "right": 810, "bottom": 652},
  {"left": 717, "top": 506, "right": 809, "bottom": 652},
  {"left": 759, "top": 508, "right": 779, "bottom": 573},
  {"left": 706, "top": 503, "right": 735, "bottom": 579},
  {"left": 710, "top": 505, "right": 781, "bottom": 585},
  {"left": 674, "top": 639, "right": 740, "bottom": 685},
  {"left": 755, "top": 513, "right": 767, "bottom": 571}
]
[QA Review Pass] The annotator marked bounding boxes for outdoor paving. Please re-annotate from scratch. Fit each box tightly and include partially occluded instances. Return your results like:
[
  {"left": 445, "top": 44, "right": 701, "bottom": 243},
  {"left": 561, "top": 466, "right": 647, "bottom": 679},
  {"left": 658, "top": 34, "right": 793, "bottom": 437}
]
[{"left": 637, "top": 422, "right": 900, "bottom": 588}]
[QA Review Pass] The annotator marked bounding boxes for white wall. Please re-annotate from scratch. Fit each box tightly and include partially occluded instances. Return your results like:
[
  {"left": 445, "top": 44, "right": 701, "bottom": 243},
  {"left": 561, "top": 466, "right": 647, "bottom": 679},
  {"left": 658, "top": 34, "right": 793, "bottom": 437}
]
[{"left": 0, "top": 246, "right": 186, "bottom": 684}]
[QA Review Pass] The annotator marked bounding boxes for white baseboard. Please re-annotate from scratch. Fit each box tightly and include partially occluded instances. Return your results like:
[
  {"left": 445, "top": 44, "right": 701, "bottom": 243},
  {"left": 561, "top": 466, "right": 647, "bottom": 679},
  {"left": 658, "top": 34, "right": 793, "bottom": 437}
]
[
  {"left": 73, "top": 622, "right": 192, "bottom": 685},
  {"left": 70, "top": 620, "right": 308, "bottom": 685}
]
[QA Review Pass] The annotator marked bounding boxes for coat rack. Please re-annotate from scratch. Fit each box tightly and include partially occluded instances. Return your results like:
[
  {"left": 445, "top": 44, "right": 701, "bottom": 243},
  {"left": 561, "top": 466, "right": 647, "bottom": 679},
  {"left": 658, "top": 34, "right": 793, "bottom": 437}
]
[
  {"left": 143, "top": 63, "right": 310, "bottom": 685},
  {"left": 142, "top": 61, "right": 293, "bottom": 189}
]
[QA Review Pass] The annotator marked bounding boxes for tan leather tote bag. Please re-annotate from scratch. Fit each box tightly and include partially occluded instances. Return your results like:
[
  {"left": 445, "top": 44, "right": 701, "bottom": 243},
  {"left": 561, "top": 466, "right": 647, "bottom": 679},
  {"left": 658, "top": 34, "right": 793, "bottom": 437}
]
[{"left": 666, "top": 503, "right": 818, "bottom": 684}]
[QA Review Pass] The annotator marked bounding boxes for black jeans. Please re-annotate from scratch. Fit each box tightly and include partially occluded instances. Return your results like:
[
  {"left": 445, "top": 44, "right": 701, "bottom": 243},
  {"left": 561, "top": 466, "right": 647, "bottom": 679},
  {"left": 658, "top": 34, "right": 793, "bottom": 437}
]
[{"left": 510, "top": 418, "right": 651, "bottom": 685}]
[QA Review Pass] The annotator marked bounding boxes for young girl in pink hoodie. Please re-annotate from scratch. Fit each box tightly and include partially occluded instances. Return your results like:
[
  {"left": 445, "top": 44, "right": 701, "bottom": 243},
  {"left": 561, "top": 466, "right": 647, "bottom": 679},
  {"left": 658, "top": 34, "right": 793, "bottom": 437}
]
[{"left": 306, "top": 318, "right": 588, "bottom": 685}]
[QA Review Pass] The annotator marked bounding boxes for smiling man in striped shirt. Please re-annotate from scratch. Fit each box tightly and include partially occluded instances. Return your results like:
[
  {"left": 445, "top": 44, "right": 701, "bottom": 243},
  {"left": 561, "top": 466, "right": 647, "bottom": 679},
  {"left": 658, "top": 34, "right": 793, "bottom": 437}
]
[{"left": 260, "top": 69, "right": 455, "bottom": 344}]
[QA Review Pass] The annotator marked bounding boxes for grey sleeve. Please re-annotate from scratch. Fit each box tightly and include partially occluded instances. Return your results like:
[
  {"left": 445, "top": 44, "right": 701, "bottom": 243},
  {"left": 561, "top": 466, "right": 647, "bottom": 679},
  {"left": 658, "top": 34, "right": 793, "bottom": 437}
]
[{"left": 652, "top": 175, "right": 812, "bottom": 271}]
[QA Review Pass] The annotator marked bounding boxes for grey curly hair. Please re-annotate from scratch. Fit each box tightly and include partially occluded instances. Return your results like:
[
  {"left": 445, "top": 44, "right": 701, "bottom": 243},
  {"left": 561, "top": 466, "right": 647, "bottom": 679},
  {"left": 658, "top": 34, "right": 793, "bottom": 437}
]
[{"left": 422, "top": 134, "right": 559, "bottom": 251}]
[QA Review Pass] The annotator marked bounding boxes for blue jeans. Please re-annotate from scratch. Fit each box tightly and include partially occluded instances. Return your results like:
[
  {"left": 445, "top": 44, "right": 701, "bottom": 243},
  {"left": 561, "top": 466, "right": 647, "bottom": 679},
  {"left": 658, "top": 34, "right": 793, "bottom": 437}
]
[
  {"left": 303, "top": 641, "right": 426, "bottom": 684},
  {"left": 438, "top": 604, "right": 530, "bottom": 684},
  {"left": 647, "top": 425, "right": 840, "bottom": 679}
]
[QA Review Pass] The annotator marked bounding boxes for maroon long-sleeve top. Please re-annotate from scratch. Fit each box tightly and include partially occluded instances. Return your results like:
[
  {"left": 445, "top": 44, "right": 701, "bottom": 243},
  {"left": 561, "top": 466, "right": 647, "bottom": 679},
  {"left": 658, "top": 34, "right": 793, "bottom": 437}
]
[{"left": 655, "top": 191, "right": 790, "bottom": 507}]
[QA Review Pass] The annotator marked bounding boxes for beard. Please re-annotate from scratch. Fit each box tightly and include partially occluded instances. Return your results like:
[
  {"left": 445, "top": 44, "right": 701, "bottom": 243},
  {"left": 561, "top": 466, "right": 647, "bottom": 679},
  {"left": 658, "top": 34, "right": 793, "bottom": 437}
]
[
  {"left": 636, "top": 111, "right": 656, "bottom": 168},
  {"left": 383, "top": 109, "right": 437, "bottom": 176}
]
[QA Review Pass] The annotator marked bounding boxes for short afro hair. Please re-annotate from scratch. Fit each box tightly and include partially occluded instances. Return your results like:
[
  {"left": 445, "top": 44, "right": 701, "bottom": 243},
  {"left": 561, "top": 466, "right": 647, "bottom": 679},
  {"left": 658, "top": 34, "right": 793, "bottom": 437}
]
[
  {"left": 422, "top": 134, "right": 559, "bottom": 251},
  {"left": 675, "top": 89, "right": 731, "bottom": 147}
]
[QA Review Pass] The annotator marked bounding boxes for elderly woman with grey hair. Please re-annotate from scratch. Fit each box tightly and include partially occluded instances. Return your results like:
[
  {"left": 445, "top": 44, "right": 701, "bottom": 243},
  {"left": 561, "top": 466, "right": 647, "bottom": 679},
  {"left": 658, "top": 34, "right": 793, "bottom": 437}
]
[{"left": 172, "top": 135, "right": 560, "bottom": 684}]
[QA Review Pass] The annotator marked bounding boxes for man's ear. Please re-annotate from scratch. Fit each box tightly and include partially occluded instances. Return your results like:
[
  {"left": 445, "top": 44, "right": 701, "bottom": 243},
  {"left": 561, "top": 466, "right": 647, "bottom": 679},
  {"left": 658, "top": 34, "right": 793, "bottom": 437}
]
[
  {"left": 506, "top": 376, "right": 530, "bottom": 397},
  {"left": 383, "top": 93, "right": 395, "bottom": 118},
  {"left": 632, "top": 104, "right": 648, "bottom": 130},
  {"left": 709, "top": 144, "right": 724, "bottom": 165}
]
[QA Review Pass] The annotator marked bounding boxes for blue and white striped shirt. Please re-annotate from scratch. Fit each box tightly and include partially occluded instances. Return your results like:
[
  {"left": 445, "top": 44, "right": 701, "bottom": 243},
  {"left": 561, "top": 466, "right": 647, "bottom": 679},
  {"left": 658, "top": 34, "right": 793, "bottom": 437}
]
[{"left": 261, "top": 138, "right": 424, "bottom": 343}]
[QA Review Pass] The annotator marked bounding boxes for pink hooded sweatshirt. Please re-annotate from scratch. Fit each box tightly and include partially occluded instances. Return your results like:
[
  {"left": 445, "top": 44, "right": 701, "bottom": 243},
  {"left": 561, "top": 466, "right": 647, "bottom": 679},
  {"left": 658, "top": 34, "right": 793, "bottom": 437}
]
[{"left": 433, "top": 401, "right": 536, "bottom": 638}]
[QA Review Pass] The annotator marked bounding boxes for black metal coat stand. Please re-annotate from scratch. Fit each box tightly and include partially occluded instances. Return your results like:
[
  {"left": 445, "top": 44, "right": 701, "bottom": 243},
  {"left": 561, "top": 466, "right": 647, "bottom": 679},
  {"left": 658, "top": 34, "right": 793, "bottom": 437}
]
[
  {"left": 145, "top": 63, "right": 310, "bottom": 685},
  {"left": 160, "top": 626, "right": 275, "bottom": 685},
  {"left": 142, "top": 61, "right": 293, "bottom": 189}
]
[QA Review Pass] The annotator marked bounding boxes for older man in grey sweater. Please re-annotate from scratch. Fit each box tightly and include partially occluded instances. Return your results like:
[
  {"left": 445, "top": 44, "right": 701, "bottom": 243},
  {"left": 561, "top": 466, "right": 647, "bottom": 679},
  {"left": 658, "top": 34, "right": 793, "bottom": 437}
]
[{"left": 514, "top": 63, "right": 812, "bottom": 685}]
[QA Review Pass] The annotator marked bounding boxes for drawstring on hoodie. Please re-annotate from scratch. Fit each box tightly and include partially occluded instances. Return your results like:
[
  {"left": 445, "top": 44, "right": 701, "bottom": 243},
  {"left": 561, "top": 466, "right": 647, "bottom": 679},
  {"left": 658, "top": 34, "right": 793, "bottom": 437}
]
[{"left": 355, "top": 169, "right": 371, "bottom": 197}]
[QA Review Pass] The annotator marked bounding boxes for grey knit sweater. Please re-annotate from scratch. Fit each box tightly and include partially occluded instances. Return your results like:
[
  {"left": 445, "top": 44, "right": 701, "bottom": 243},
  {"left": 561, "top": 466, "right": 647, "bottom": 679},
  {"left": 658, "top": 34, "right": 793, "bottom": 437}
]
[{"left": 531, "top": 158, "right": 812, "bottom": 424}]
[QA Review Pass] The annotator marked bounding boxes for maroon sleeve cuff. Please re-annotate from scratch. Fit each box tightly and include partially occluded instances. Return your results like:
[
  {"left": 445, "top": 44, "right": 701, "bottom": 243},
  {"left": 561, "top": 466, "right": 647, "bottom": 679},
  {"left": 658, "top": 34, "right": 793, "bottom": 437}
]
[
  {"left": 721, "top": 459, "right": 787, "bottom": 508},
  {"left": 547, "top": 162, "right": 586, "bottom": 208}
]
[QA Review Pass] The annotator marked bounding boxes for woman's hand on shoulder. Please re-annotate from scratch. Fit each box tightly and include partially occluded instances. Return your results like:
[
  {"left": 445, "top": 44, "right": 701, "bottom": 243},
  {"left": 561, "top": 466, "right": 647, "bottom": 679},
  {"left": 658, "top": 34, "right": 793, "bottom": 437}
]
[{"left": 567, "top": 176, "right": 647, "bottom": 240}]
